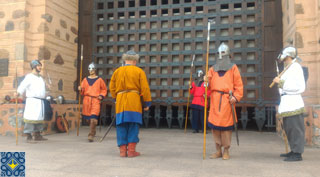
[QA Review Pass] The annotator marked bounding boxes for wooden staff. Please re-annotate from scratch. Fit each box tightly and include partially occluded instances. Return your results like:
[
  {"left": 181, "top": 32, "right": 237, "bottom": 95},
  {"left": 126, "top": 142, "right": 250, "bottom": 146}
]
[
  {"left": 203, "top": 19, "right": 214, "bottom": 159},
  {"left": 269, "top": 59, "right": 296, "bottom": 88},
  {"left": 15, "top": 65, "right": 18, "bottom": 145},
  {"left": 77, "top": 44, "right": 84, "bottom": 136},
  {"left": 184, "top": 55, "right": 195, "bottom": 133},
  {"left": 275, "top": 61, "right": 289, "bottom": 153}
]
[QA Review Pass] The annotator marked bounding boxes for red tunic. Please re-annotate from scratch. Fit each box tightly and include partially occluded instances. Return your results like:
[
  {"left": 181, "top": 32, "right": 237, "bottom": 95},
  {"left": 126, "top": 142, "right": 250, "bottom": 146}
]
[
  {"left": 80, "top": 77, "right": 107, "bottom": 119},
  {"left": 207, "top": 65, "right": 243, "bottom": 129},
  {"left": 190, "top": 81, "right": 211, "bottom": 109}
]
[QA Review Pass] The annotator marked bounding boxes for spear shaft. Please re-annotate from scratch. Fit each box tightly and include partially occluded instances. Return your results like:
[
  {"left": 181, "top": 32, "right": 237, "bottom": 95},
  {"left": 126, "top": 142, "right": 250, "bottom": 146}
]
[
  {"left": 184, "top": 55, "right": 195, "bottom": 133},
  {"left": 203, "top": 19, "right": 214, "bottom": 159},
  {"left": 15, "top": 65, "right": 18, "bottom": 145},
  {"left": 77, "top": 44, "right": 83, "bottom": 136}
]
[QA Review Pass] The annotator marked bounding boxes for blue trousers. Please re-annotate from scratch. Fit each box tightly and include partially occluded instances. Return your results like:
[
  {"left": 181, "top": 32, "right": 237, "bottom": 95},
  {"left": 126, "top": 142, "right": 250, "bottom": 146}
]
[
  {"left": 116, "top": 122, "right": 139, "bottom": 147},
  {"left": 192, "top": 108, "right": 204, "bottom": 131}
]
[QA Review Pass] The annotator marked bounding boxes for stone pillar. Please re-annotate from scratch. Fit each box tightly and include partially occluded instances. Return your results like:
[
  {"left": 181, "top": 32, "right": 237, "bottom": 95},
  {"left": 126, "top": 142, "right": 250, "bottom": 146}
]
[
  {"left": 0, "top": 0, "right": 78, "bottom": 101},
  {"left": 282, "top": 0, "right": 320, "bottom": 105},
  {"left": 281, "top": 0, "right": 320, "bottom": 146}
]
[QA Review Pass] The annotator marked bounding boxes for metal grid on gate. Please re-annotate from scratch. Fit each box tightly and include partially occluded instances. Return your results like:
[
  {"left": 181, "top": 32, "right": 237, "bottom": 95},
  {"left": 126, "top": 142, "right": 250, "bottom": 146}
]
[{"left": 91, "top": 0, "right": 277, "bottom": 130}]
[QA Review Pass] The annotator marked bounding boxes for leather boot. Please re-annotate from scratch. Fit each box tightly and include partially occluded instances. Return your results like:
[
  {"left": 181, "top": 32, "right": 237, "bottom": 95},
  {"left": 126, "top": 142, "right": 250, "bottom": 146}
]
[
  {"left": 222, "top": 148, "right": 230, "bottom": 160},
  {"left": 26, "top": 133, "right": 35, "bottom": 143},
  {"left": 33, "top": 132, "right": 48, "bottom": 141},
  {"left": 88, "top": 119, "right": 97, "bottom": 142},
  {"left": 280, "top": 151, "right": 293, "bottom": 157},
  {"left": 284, "top": 153, "right": 303, "bottom": 162},
  {"left": 120, "top": 145, "right": 127, "bottom": 157},
  {"left": 210, "top": 144, "right": 222, "bottom": 159},
  {"left": 127, "top": 143, "right": 140, "bottom": 158}
]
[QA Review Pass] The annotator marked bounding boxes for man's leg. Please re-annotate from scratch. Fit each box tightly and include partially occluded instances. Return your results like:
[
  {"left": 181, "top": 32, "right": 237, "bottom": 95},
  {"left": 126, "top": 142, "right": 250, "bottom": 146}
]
[
  {"left": 127, "top": 122, "right": 140, "bottom": 157},
  {"left": 191, "top": 109, "right": 199, "bottom": 133},
  {"left": 88, "top": 118, "right": 98, "bottom": 142},
  {"left": 199, "top": 109, "right": 204, "bottom": 132},
  {"left": 283, "top": 114, "right": 305, "bottom": 161},
  {"left": 221, "top": 130, "right": 232, "bottom": 160},
  {"left": 23, "top": 123, "right": 34, "bottom": 142},
  {"left": 33, "top": 123, "right": 47, "bottom": 141},
  {"left": 210, "top": 129, "right": 222, "bottom": 159},
  {"left": 116, "top": 123, "right": 129, "bottom": 157}
]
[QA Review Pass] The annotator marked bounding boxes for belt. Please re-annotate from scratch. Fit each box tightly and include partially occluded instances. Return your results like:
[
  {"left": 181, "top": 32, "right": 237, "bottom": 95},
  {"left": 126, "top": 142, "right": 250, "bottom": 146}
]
[
  {"left": 212, "top": 90, "right": 229, "bottom": 112},
  {"left": 117, "top": 90, "right": 140, "bottom": 95}
]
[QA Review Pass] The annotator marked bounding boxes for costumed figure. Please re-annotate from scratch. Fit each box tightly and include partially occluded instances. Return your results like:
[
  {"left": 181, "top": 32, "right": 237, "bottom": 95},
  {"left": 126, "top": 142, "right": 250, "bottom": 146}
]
[
  {"left": 273, "top": 47, "right": 306, "bottom": 161},
  {"left": 109, "top": 50, "right": 152, "bottom": 158},
  {"left": 79, "top": 62, "right": 107, "bottom": 142},
  {"left": 205, "top": 43, "right": 243, "bottom": 160},
  {"left": 190, "top": 70, "right": 210, "bottom": 133},
  {"left": 17, "top": 60, "right": 48, "bottom": 142}
]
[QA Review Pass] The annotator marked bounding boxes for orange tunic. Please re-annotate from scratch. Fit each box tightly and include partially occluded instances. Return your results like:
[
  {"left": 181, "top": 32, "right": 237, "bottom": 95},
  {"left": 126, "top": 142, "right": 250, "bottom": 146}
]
[
  {"left": 207, "top": 65, "right": 243, "bottom": 129},
  {"left": 80, "top": 77, "right": 107, "bottom": 119}
]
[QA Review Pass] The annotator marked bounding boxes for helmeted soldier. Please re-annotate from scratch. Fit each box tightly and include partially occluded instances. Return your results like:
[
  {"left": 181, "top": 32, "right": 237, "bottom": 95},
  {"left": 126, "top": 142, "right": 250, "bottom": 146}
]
[
  {"left": 204, "top": 42, "right": 243, "bottom": 160},
  {"left": 78, "top": 62, "right": 107, "bottom": 142},
  {"left": 273, "top": 46, "right": 306, "bottom": 161},
  {"left": 17, "top": 60, "right": 48, "bottom": 142},
  {"left": 189, "top": 69, "right": 210, "bottom": 133}
]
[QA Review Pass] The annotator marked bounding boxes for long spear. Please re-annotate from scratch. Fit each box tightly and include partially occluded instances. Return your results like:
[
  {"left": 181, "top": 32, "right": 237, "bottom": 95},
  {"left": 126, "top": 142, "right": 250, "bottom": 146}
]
[
  {"left": 184, "top": 55, "right": 195, "bottom": 133},
  {"left": 15, "top": 65, "right": 18, "bottom": 145},
  {"left": 203, "top": 19, "right": 214, "bottom": 159},
  {"left": 275, "top": 60, "right": 289, "bottom": 153},
  {"left": 77, "top": 44, "right": 83, "bottom": 136}
]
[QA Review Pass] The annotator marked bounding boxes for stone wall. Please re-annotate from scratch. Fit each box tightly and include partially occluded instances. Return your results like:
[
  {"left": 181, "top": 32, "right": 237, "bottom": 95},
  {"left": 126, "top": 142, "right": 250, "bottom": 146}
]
[
  {"left": 0, "top": 104, "right": 79, "bottom": 136},
  {"left": 279, "top": 0, "right": 320, "bottom": 147},
  {"left": 0, "top": 0, "right": 28, "bottom": 100},
  {"left": 282, "top": 0, "right": 320, "bottom": 106},
  {"left": 0, "top": 0, "right": 78, "bottom": 102}
]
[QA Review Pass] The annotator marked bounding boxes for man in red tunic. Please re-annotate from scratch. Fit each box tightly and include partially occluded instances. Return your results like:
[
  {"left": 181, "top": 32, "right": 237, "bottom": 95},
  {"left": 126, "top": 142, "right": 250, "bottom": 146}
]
[
  {"left": 79, "top": 62, "right": 107, "bottom": 142},
  {"left": 190, "top": 70, "right": 210, "bottom": 133},
  {"left": 205, "top": 43, "right": 243, "bottom": 160}
]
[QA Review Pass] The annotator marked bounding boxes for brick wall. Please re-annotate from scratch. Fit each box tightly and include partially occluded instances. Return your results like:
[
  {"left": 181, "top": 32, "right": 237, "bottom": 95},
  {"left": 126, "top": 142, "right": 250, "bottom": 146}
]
[
  {"left": 280, "top": 0, "right": 320, "bottom": 147},
  {"left": 0, "top": 0, "right": 78, "bottom": 102}
]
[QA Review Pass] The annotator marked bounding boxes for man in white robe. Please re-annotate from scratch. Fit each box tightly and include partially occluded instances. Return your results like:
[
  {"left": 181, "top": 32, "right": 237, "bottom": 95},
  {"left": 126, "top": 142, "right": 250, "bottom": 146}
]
[
  {"left": 17, "top": 60, "right": 48, "bottom": 142},
  {"left": 273, "top": 47, "right": 306, "bottom": 161}
]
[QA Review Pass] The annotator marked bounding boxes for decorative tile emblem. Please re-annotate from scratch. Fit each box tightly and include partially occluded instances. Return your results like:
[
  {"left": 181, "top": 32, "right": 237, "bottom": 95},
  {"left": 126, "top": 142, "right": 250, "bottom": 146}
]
[{"left": 1, "top": 152, "right": 25, "bottom": 177}]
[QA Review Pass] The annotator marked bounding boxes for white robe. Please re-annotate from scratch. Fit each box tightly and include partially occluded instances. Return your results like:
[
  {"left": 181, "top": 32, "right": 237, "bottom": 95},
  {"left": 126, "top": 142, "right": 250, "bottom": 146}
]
[
  {"left": 17, "top": 73, "right": 46, "bottom": 122},
  {"left": 278, "top": 62, "right": 305, "bottom": 115}
]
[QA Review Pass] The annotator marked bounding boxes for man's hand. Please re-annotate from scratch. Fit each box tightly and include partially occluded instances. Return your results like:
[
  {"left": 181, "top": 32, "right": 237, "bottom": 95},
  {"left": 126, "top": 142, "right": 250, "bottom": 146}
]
[
  {"left": 273, "top": 77, "right": 280, "bottom": 84},
  {"left": 144, "top": 107, "right": 149, "bottom": 111},
  {"left": 98, "top": 95, "right": 103, "bottom": 100},
  {"left": 78, "top": 86, "right": 82, "bottom": 91},
  {"left": 229, "top": 96, "right": 237, "bottom": 104},
  {"left": 46, "top": 83, "right": 51, "bottom": 90},
  {"left": 14, "top": 92, "right": 20, "bottom": 98},
  {"left": 203, "top": 75, "right": 208, "bottom": 82}
]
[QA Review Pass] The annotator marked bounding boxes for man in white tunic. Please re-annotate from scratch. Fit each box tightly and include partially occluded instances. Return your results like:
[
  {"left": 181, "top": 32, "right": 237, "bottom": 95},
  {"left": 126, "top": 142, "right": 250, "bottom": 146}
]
[
  {"left": 273, "top": 47, "right": 306, "bottom": 161},
  {"left": 17, "top": 60, "right": 48, "bottom": 142}
]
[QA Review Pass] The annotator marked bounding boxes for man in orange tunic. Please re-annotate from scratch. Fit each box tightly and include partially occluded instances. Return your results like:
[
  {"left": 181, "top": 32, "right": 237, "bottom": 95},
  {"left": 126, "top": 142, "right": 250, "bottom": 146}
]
[
  {"left": 205, "top": 43, "right": 243, "bottom": 160},
  {"left": 79, "top": 62, "right": 107, "bottom": 142}
]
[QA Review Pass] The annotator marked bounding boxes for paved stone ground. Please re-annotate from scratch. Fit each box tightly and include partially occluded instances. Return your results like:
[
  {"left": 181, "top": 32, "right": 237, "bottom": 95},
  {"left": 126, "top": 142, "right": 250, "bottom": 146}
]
[{"left": 0, "top": 128, "right": 320, "bottom": 177}]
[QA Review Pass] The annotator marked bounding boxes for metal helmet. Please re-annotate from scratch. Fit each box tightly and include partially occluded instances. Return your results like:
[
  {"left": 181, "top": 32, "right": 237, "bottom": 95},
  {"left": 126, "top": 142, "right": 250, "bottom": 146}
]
[
  {"left": 278, "top": 46, "right": 297, "bottom": 61},
  {"left": 197, "top": 70, "right": 204, "bottom": 78},
  {"left": 88, "top": 62, "right": 96, "bottom": 71},
  {"left": 56, "top": 95, "right": 64, "bottom": 104},
  {"left": 218, "top": 42, "right": 230, "bottom": 59},
  {"left": 30, "top": 60, "right": 42, "bottom": 69},
  {"left": 46, "top": 95, "right": 53, "bottom": 102}
]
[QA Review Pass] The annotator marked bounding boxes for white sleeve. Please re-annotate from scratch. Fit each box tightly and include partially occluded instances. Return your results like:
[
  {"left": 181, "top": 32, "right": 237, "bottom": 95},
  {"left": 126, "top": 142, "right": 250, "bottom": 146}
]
[
  {"left": 282, "top": 64, "right": 305, "bottom": 95},
  {"left": 17, "top": 75, "right": 30, "bottom": 95}
]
